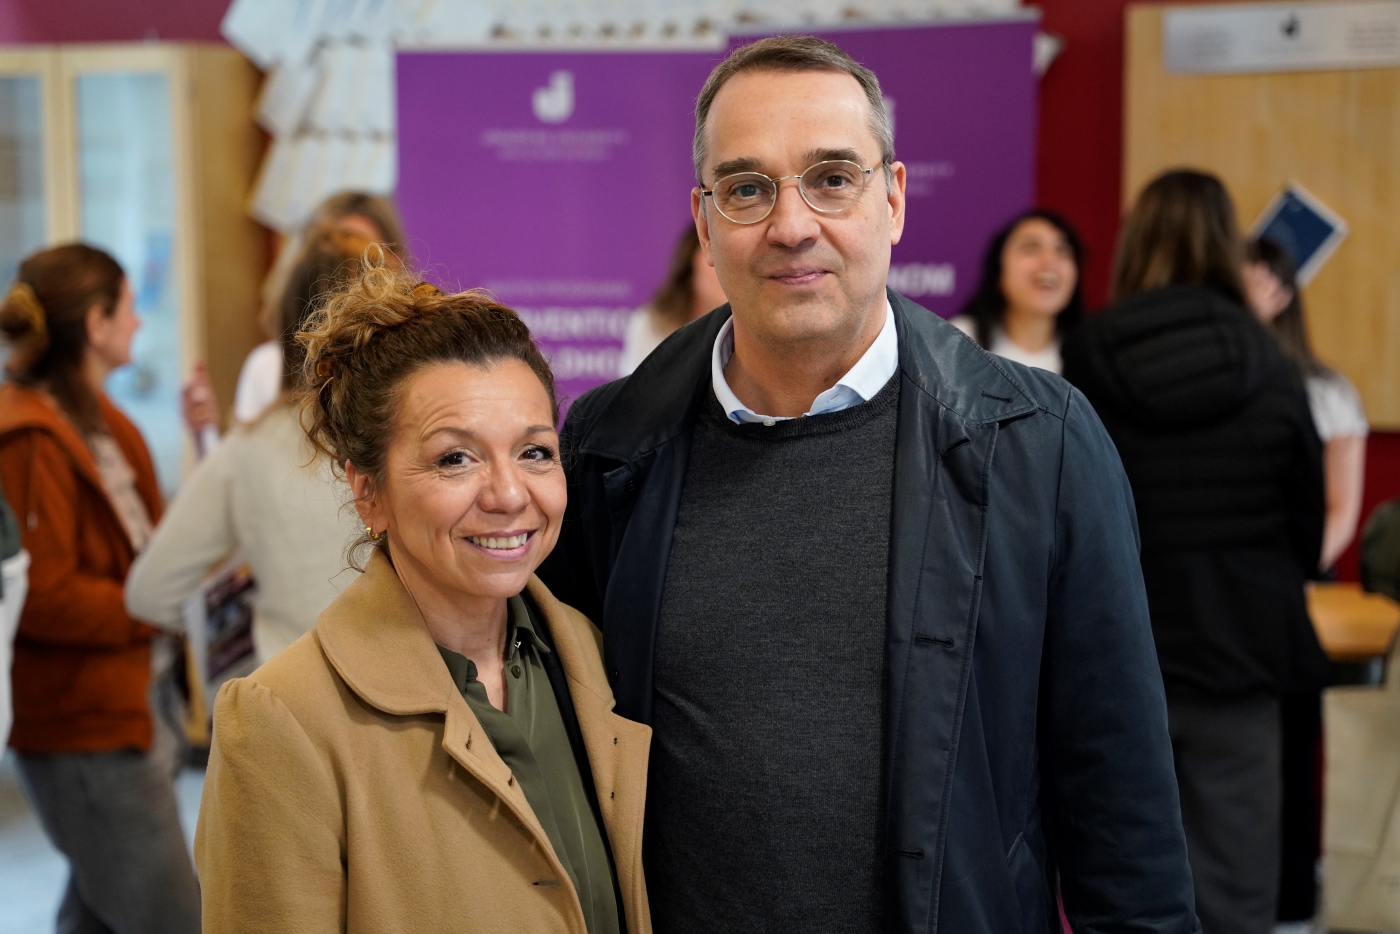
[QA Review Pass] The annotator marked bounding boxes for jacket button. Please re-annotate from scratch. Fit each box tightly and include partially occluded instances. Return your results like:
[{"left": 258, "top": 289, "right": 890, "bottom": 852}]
[
  {"left": 625, "top": 478, "right": 638, "bottom": 492},
  {"left": 608, "top": 668, "right": 619, "bottom": 685}
]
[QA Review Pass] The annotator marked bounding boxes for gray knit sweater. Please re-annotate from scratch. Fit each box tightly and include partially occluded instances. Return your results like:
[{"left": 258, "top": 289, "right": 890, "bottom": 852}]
[{"left": 646, "top": 374, "right": 900, "bottom": 933}]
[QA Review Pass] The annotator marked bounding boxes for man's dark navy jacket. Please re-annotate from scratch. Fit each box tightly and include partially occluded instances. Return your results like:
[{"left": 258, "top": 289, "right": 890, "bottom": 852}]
[{"left": 538, "top": 291, "right": 1200, "bottom": 933}]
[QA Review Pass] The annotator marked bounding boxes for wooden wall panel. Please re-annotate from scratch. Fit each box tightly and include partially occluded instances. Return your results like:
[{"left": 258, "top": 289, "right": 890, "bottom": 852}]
[
  {"left": 1125, "top": 3, "right": 1400, "bottom": 427},
  {"left": 188, "top": 45, "right": 265, "bottom": 425}
]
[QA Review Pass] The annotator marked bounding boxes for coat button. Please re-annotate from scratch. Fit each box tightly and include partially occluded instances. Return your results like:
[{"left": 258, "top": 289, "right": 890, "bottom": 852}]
[
  {"left": 625, "top": 478, "right": 637, "bottom": 493},
  {"left": 511, "top": 665, "right": 522, "bottom": 678},
  {"left": 607, "top": 668, "right": 619, "bottom": 685}
]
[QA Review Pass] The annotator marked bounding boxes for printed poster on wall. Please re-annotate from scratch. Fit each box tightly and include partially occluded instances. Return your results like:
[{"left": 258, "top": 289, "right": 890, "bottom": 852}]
[{"left": 396, "top": 19, "right": 1036, "bottom": 410}]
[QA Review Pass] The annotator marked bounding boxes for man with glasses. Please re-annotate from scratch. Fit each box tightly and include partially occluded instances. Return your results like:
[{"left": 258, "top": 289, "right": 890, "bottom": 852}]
[{"left": 541, "top": 35, "right": 1198, "bottom": 934}]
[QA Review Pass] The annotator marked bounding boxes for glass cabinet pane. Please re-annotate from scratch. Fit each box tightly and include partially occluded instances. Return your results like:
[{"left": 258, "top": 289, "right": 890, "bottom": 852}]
[
  {"left": 76, "top": 72, "right": 182, "bottom": 495},
  {"left": 0, "top": 75, "right": 46, "bottom": 292}
]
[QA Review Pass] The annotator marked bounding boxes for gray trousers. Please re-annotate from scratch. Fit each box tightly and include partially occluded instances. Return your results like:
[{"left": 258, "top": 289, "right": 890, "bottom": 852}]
[
  {"left": 1167, "top": 690, "right": 1282, "bottom": 934},
  {"left": 14, "top": 670, "right": 199, "bottom": 934}
]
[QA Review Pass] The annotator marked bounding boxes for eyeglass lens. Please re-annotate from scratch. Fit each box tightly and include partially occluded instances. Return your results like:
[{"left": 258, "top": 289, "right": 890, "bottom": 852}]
[{"left": 711, "top": 160, "right": 868, "bottom": 223}]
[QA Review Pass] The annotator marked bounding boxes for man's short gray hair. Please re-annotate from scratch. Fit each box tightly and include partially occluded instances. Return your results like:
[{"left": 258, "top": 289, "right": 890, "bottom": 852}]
[{"left": 692, "top": 35, "right": 896, "bottom": 185}]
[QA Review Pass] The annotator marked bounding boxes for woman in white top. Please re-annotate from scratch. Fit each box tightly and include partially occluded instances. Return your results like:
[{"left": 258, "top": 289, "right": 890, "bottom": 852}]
[
  {"left": 126, "top": 231, "right": 376, "bottom": 662},
  {"left": 182, "top": 192, "right": 408, "bottom": 440},
  {"left": 1245, "top": 237, "right": 1368, "bottom": 570},
  {"left": 950, "top": 210, "right": 1086, "bottom": 374},
  {"left": 619, "top": 225, "right": 727, "bottom": 376}
]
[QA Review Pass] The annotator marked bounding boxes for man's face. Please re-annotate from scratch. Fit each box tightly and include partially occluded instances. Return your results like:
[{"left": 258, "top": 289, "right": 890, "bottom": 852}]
[{"left": 692, "top": 69, "right": 906, "bottom": 350}]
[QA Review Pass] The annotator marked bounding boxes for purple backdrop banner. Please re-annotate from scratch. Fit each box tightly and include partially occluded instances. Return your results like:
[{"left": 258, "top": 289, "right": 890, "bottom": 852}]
[{"left": 396, "top": 20, "right": 1036, "bottom": 408}]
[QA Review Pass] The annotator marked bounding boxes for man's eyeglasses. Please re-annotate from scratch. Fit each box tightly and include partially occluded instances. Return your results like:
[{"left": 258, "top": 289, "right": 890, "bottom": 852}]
[{"left": 701, "top": 160, "right": 883, "bottom": 225}]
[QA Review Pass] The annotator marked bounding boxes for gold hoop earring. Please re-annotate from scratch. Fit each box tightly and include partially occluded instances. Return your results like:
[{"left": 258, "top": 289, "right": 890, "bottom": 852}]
[{"left": 364, "top": 524, "right": 374, "bottom": 537}]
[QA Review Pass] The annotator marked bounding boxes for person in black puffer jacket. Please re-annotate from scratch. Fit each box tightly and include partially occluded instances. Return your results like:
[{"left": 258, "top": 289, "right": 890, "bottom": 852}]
[{"left": 1063, "top": 169, "right": 1325, "bottom": 934}]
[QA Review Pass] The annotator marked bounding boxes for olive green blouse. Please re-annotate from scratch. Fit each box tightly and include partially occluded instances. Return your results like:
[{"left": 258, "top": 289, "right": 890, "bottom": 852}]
[{"left": 436, "top": 596, "right": 620, "bottom": 934}]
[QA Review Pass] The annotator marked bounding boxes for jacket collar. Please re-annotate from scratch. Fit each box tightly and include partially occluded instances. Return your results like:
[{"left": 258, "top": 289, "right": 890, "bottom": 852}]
[
  {"left": 0, "top": 382, "right": 108, "bottom": 494},
  {"left": 578, "top": 289, "right": 1041, "bottom": 464},
  {"left": 0, "top": 381, "right": 161, "bottom": 532},
  {"left": 317, "top": 551, "right": 623, "bottom": 733},
  {"left": 315, "top": 550, "right": 650, "bottom": 928}
]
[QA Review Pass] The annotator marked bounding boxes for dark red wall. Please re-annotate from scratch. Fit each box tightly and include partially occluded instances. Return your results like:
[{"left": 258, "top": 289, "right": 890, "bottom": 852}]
[
  {"left": 1035, "top": 0, "right": 1134, "bottom": 312},
  {"left": 0, "top": 0, "right": 227, "bottom": 44}
]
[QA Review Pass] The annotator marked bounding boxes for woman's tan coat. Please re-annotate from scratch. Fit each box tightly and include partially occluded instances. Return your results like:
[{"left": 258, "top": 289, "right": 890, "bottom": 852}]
[{"left": 196, "top": 552, "right": 652, "bottom": 933}]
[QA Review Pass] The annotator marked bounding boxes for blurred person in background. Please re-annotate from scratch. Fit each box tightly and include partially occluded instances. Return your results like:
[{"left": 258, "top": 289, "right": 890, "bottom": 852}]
[
  {"left": 1244, "top": 236, "right": 1368, "bottom": 927},
  {"left": 182, "top": 190, "right": 407, "bottom": 443},
  {"left": 1245, "top": 237, "right": 1367, "bottom": 570},
  {"left": 618, "top": 224, "right": 727, "bottom": 376},
  {"left": 0, "top": 477, "right": 26, "bottom": 748},
  {"left": 1063, "top": 169, "right": 1326, "bottom": 934},
  {"left": 0, "top": 244, "right": 200, "bottom": 934},
  {"left": 196, "top": 263, "right": 650, "bottom": 933},
  {"left": 949, "top": 208, "right": 1085, "bottom": 373},
  {"left": 126, "top": 228, "right": 375, "bottom": 664}
]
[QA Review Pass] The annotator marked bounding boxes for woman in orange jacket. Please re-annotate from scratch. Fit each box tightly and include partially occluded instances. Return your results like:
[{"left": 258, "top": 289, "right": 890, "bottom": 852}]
[{"left": 0, "top": 244, "right": 199, "bottom": 934}]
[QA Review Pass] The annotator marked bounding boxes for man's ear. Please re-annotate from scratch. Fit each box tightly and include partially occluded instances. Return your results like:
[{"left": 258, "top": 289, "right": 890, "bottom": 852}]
[
  {"left": 886, "top": 160, "right": 908, "bottom": 247},
  {"left": 692, "top": 187, "right": 713, "bottom": 264},
  {"left": 345, "top": 460, "right": 384, "bottom": 534}
]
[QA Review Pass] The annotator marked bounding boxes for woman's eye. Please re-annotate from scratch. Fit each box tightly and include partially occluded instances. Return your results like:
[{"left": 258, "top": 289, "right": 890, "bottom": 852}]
[
  {"left": 522, "top": 445, "right": 557, "bottom": 463},
  {"left": 436, "top": 451, "right": 468, "bottom": 468}
]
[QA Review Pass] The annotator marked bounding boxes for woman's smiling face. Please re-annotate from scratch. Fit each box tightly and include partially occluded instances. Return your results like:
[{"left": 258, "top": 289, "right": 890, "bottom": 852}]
[{"left": 353, "top": 358, "right": 565, "bottom": 606}]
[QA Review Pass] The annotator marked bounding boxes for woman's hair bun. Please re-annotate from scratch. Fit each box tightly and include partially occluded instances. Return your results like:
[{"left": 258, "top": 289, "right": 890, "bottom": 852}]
[{"left": 0, "top": 281, "right": 52, "bottom": 376}]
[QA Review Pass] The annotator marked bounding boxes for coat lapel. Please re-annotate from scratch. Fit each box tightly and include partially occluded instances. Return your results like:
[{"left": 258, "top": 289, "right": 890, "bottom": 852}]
[
  {"left": 597, "top": 445, "right": 687, "bottom": 723},
  {"left": 884, "top": 292, "right": 1032, "bottom": 932},
  {"left": 528, "top": 578, "right": 652, "bottom": 934},
  {"left": 580, "top": 309, "right": 728, "bottom": 724}
]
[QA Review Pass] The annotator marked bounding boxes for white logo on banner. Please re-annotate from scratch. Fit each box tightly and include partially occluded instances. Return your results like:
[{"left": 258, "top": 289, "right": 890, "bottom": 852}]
[
  {"left": 533, "top": 71, "right": 574, "bottom": 123},
  {"left": 888, "top": 263, "right": 956, "bottom": 298}
]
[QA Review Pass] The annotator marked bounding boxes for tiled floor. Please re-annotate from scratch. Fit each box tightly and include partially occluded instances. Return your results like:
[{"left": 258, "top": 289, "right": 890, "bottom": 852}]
[{"left": 0, "top": 751, "right": 204, "bottom": 934}]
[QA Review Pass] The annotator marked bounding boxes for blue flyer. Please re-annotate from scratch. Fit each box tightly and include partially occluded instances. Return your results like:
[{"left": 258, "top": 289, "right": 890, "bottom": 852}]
[{"left": 1251, "top": 182, "right": 1349, "bottom": 285}]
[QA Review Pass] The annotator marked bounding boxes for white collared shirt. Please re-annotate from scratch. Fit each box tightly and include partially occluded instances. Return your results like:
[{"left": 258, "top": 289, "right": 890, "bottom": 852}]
[{"left": 711, "top": 299, "right": 899, "bottom": 425}]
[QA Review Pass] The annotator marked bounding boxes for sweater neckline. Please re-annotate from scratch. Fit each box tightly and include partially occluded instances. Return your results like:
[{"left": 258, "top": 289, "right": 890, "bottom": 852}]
[{"left": 699, "top": 372, "right": 900, "bottom": 441}]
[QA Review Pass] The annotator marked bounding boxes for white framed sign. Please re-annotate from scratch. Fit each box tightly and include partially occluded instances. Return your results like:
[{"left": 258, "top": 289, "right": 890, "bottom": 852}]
[{"left": 1165, "top": 1, "right": 1400, "bottom": 74}]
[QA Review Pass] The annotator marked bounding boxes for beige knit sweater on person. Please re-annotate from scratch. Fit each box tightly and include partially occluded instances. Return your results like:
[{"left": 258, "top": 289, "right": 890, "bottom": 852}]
[{"left": 126, "top": 403, "right": 361, "bottom": 663}]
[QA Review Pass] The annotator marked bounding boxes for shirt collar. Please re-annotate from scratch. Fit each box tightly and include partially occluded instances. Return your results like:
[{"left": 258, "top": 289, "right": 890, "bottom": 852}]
[
  {"left": 711, "top": 297, "right": 898, "bottom": 424},
  {"left": 436, "top": 594, "right": 549, "bottom": 688}
]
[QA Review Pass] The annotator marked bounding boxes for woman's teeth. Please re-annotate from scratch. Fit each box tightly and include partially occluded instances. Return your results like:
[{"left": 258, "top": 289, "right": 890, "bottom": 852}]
[{"left": 468, "top": 533, "right": 529, "bottom": 549}]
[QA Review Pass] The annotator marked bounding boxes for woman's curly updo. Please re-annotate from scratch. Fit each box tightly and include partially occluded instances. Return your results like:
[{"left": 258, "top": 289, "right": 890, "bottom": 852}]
[{"left": 299, "top": 253, "right": 558, "bottom": 503}]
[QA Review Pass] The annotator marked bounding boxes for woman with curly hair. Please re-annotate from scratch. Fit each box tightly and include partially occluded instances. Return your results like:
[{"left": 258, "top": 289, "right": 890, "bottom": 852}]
[{"left": 195, "top": 258, "right": 652, "bottom": 934}]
